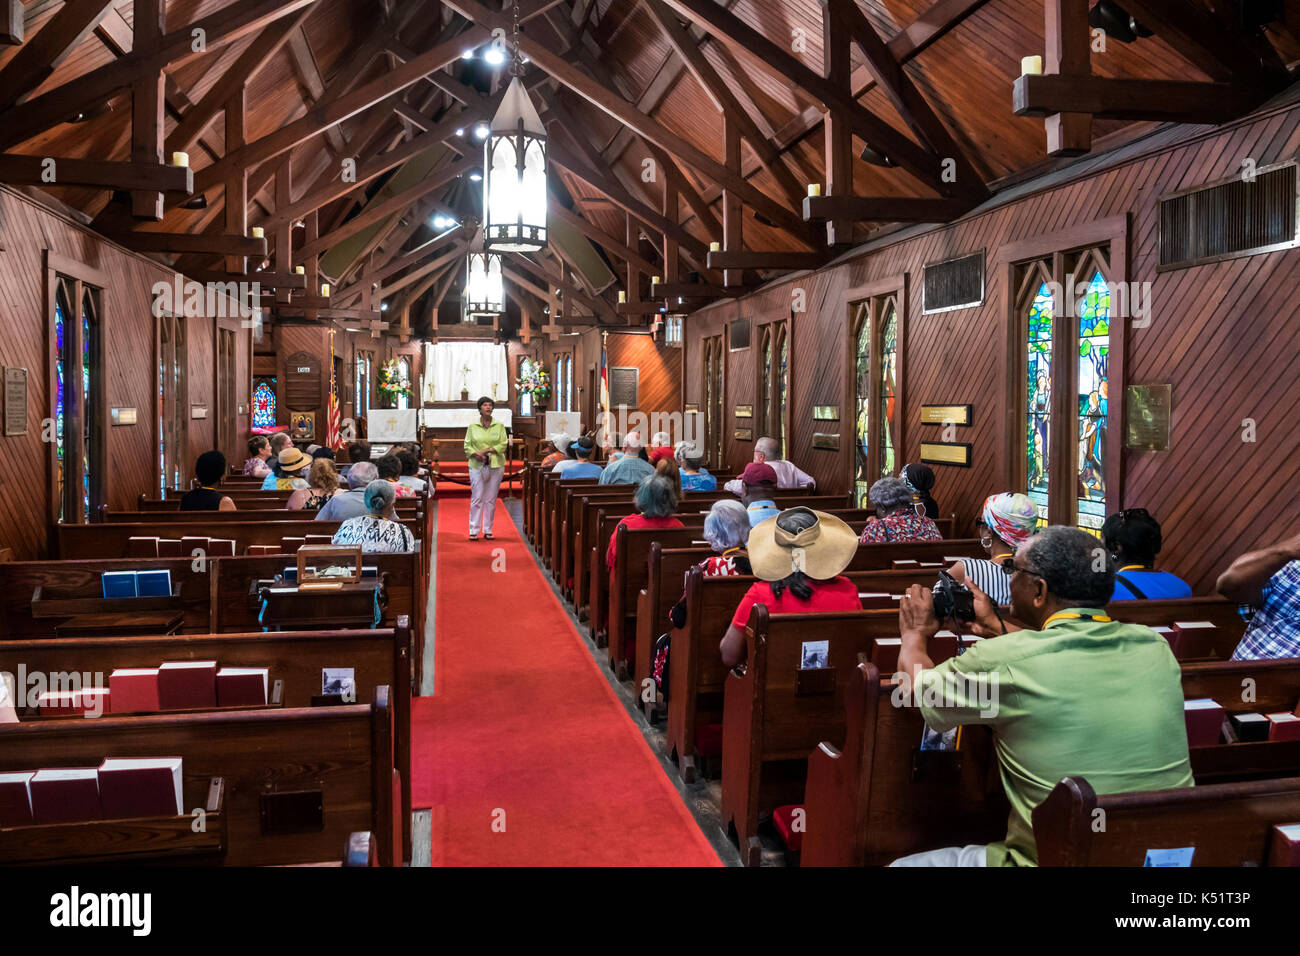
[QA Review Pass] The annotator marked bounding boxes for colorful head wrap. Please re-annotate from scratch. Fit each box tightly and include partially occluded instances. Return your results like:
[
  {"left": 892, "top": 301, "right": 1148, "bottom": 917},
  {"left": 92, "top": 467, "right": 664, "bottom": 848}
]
[{"left": 981, "top": 493, "right": 1038, "bottom": 549}]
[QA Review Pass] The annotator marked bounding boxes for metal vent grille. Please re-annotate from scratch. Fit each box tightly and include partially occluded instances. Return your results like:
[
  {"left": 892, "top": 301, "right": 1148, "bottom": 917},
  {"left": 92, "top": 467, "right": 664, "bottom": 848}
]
[
  {"left": 1159, "top": 162, "right": 1298, "bottom": 270},
  {"left": 728, "top": 318, "right": 751, "bottom": 351},
  {"left": 922, "top": 252, "right": 984, "bottom": 313}
]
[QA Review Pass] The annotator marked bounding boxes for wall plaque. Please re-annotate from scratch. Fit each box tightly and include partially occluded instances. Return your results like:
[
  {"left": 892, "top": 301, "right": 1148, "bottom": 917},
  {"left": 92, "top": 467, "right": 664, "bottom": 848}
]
[
  {"left": 920, "top": 441, "right": 972, "bottom": 467},
  {"left": 1125, "top": 384, "right": 1172, "bottom": 451},
  {"left": 813, "top": 405, "right": 839, "bottom": 421},
  {"left": 111, "top": 407, "right": 138, "bottom": 426},
  {"left": 920, "top": 404, "right": 971, "bottom": 426},
  {"left": 812, "top": 432, "right": 840, "bottom": 450},
  {"left": 734, "top": 427, "right": 753, "bottom": 441},
  {"left": 4, "top": 367, "right": 27, "bottom": 436},
  {"left": 684, "top": 403, "right": 699, "bottom": 413},
  {"left": 609, "top": 366, "right": 638, "bottom": 408},
  {"left": 190, "top": 404, "right": 208, "bottom": 419},
  {"left": 284, "top": 350, "right": 321, "bottom": 411},
  {"left": 734, "top": 404, "right": 753, "bottom": 418}
]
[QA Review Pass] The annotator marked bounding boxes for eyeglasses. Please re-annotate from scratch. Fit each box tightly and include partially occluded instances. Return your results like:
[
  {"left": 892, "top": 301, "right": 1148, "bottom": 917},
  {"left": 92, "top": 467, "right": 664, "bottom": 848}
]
[{"left": 999, "top": 556, "right": 1045, "bottom": 580}]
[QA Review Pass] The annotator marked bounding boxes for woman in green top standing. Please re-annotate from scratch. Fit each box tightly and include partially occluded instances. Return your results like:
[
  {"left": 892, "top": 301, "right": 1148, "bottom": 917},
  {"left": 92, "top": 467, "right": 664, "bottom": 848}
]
[{"left": 464, "top": 396, "right": 508, "bottom": 540}]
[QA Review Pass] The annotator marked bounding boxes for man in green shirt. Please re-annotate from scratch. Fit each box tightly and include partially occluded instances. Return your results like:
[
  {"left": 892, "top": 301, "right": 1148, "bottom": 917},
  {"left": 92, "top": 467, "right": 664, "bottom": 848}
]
[
  {"left": 891, "top": 525, "right": 1193, "bottom": 867},
  {"left": 463, "top": 396, "right": 509, "bottom": 540}
]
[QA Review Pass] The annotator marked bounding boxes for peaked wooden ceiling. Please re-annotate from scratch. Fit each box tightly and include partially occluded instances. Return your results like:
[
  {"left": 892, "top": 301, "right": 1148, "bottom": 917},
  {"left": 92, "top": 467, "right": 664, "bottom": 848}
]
[{"left": 3, "top": 0, "right": 1297, "bottom": 342}]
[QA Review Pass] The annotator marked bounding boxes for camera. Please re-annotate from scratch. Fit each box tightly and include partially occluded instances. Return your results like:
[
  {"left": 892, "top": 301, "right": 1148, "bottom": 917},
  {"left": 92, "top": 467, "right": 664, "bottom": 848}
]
[{"left": 932, "top": 570, "right": 976, "bottom": 622}]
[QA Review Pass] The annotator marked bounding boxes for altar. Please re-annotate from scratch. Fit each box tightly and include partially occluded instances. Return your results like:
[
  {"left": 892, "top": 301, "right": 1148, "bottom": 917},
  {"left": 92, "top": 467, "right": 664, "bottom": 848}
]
[{"left": 418, "top": 403, "right": 516, "bottom": 465}]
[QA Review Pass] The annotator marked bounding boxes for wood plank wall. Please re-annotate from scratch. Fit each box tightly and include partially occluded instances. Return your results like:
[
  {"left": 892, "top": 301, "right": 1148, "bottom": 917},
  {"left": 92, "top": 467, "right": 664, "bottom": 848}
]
[
  {"left": 0, "top": 186, "right": 253, "bottom": 560},
  {"left": 684, "top": 102, "right": 1300, "bottom": 594}
]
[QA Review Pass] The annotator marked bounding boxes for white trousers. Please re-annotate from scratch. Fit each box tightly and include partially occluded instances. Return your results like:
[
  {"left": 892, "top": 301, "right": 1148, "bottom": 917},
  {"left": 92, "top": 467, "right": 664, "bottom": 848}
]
[
  {"left": 888, "top": 844, "right": 988, "bottom": 867},
  {"left": 468, "top": 466, "right": 504, "bottom": 535}
]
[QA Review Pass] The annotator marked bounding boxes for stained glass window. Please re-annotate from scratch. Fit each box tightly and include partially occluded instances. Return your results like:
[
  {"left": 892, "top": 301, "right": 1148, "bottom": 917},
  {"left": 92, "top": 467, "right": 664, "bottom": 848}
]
[
  {"left": 54, "top": 291, "right": 68, "bottom": 521},
  {"left": 555, "top": 358, "right": 563, "bottom": 410},
  {"left": 1076, "top": 270, "right": 1110, "bottom": 532},
  {"left": 564, "top": 356, "right": 573, "bottom": 412},
  {"left": 758, "top": 328, "right": 771, "bottom": 440},
  {"left": 519, "top": 358, "right": 533, "bottom": 417},
  {"left": 81, "top": 291, "right": 93, "bottom": 521},
  {"left": 397, "top": 358, "right": 411, "bottom": 410},
  {"left": 253, "top": 379, "right": 276, "bottom": 430},
  {"left": 854, "top": 306, "right": 871, "bottom": 509},
  {"left": 878, "top": 305, "right": 897, "bottom": 478},
  {"left": 1025, "top": 280, "right": 1054, "bottom": 529}
]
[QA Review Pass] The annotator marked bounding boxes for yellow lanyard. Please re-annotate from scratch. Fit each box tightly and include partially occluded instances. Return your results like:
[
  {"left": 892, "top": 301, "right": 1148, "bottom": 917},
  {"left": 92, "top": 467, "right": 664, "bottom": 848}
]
[
  {"left": 1117, "top": 564, "right": 1148, "bottom": 572},
  {"left": 1043, "top": 610, "right": 1113, "bottom": 628}
]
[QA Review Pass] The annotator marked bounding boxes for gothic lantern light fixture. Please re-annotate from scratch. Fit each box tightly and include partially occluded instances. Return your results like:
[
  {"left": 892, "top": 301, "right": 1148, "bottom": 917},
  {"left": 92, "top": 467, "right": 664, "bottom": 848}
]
[
  {"left": 464, "top": 248, "right": 505, "bottom": 320},
  {"left": 483, "top": 10, "right": 547, "bottom": 252}
]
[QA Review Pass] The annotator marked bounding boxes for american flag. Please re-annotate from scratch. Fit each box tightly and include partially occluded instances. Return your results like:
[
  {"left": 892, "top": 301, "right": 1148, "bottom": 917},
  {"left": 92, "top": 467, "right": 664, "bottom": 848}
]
[{"left": 326, "top": 332, "right": 342, "bottom": 450}]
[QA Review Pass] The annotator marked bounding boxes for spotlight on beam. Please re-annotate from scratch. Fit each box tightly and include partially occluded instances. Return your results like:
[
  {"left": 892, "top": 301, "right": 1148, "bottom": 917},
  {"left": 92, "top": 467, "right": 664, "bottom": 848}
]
[
  {"left": 1088, "top": 0, "right": 1153, "bottom": 42},
  {"left": 484, "top": 45, "right": 506, "bottom": 67},
  {"left": 859, "top": 145, "right": 898, "bottom": 167}
]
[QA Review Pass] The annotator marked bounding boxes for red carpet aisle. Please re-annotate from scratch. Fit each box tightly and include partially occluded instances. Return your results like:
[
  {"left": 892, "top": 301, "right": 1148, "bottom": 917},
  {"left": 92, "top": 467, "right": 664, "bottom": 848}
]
[{"left": 411, "top": 496, "right": 721, "bottom": 866}]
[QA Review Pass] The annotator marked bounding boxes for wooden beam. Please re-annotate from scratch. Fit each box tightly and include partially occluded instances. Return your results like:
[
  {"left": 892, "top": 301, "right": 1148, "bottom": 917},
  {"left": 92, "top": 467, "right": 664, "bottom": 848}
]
[
  {"left": 651, "top": 281, "right": 729, "bottom": 298},
  {"left": 833, "top": 0, "right": 986, "bottom": 194},
  {"left": 616, "top": 302, "right": 667, "bottom": 316},
  {"left": 277, "top": 306, "right": 382, "bottom": 321},
  {"left": 1013, "top": 75, "right": 1258, "bottom": 125},
  {"left": 102, "top": 232, "right": 268, "bottom": 256},
  {"left": 510, "top": 254, "right": 616, "bottom": 323},
  {"left": 165, "top": 3, "right": 317, "bottom": 157},
  {"left": 656, "top": 0, "right": 962, "bottom": 198},
  {"left": 129, "top": 0, "right": 165, "bottom": 220},
  {"left": 286, "top": 24, "right": 348, "bottom": 154},
  {"left": 1118, "top": 0, "right": 1286, "bottom": 86},
  {"left": 443, "top": 0, "right": 810, "bottom": 241},
  {"left": 721, "top": 114, "right": 743, "bottom": 286},
  {"left": 223, "top": 86, "right": 249, "bottom": 273},
  {"left": 1042, "top": 0, "right": 1091, "bottom": 156},
  {"left": 1, "top": 0, "right": 23, "bottom": 44},
  {"left": 706, "top": 250, "right": 830, "bottom": 271},
  {"left": 192, "top": 26, "right": 488, "bottom": 196},
  {"left": 821, "top": 0, "right": 853, "bottom": 246},
  {"left": 803, "top": 195, "right": 972, "bottom": 222},
  {"left": 0, "top": 0, "right": 320, "bottom": 151},
  {"left": 189, "top": 269, "right": 305, "bottom": 289},
  {"left": 548, "top": 201, "right": 660, "bottom": 276},
  {"left": 0, "top": 1, "right": 114, "bottom": 108},
  {"left": 378, "top": 242, "right": 468, "bottom": 298},
  {"left": 0, "top": 155, "right": 191, "bottom": 191}
]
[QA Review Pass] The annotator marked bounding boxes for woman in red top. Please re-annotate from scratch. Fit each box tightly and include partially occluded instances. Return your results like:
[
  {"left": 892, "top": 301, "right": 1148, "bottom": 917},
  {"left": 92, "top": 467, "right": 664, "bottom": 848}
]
[
  {"left": 606, "top": 467, "right": 685, "bottom": 569},
  {"left": 720, "top": 507, "right": 863, "bottom": 668}
]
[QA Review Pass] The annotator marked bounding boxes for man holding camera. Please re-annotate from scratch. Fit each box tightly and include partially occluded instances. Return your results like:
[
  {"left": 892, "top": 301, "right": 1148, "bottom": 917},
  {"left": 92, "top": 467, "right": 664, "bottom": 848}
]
[{"left": 891, "top": 526, "right": 1193, "bottom": 867}]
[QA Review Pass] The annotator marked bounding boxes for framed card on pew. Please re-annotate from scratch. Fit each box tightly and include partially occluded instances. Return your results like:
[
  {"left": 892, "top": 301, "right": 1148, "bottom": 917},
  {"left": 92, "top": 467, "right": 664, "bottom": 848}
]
[{"left": 297, "top": 545, "right": 363, "bottom": 589}]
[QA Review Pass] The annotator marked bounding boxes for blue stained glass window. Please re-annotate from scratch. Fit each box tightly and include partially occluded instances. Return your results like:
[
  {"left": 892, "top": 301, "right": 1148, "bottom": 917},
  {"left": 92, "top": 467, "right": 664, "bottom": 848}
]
[
  {"left": 81, "top": 301, "right": 91, "bottom": 521},
  {"left": 253, "top": 379, "right": 276, "bottom": 430},
  {"left": 854, "top": 309, "right": 871, "bottom": 509},
  {"left": 565, "top": 356, "right": 572, "bottom": 413},
  {"left": 55, "top": 296, "right": 67, "bottom": 521},
  {"left": 1025, "top": 280, "right": 1054, "bottom": 529},
  {"left": 1076, "top": 271, "right": 1110, "bottom": 532}
]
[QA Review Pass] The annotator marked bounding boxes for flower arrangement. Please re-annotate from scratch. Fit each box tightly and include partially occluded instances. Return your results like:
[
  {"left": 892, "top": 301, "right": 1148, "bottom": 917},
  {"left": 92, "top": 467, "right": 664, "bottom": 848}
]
[
  {"left": 377, "top": 360, "right": 411, "bottom": 402},
  {"left": 516, "top": 363, "right": 551, "bottom": 403}
]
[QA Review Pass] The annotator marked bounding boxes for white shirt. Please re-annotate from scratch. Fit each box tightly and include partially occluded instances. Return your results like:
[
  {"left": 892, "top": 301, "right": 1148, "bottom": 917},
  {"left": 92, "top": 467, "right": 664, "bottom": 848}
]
[{"left": 723, "top": 459, "right": 816, "bottom": 495}]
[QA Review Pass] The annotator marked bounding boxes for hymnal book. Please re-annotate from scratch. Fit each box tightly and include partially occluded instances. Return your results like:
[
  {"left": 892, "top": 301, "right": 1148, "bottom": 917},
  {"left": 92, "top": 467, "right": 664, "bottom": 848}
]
[
  {"left": 180, "top": 536, "right": 209, "bottom": 556},
  {"left": 216, "top": 667, "right": 268, "bottom": 707},
  {"left": 1267, "top": 712, "right": 1300, "bottom": 742},
  {"left": 36, "top": 688, "right": 109, "bottom": 716},
  {"left": 126, "top": 536, "right": 160, "bottom": 558},
  {"left": 304, "top": 534, "right": 334, "bottom": 546},
  {"left": 0, "top": 771, "right": 35, "bottom": 827},
  {"left": 157, "top": 538, "right": 183, "bottom": 557},
  {"left": 1150, "top": 626, "right": 1178, "bottom": 656},
  {"left": 1229, "top": 711, "right": 1271, "bottom": 743},
  {"left": 30, "top": 768, "right": 101, "bottom": 824},
  {"left": 247, "top": 545, "right": 278, "bottom": 556},
  {"left": 872, "top": 637, "right": 902, "bottom": 673},
  {"left": 135, "top": 569, "right": 172, "bottom": 597},
  {"left": 1172, "top": 620, "right": 1219, "bottom": 656},
  {"left": 101, "top": 571, "right": 138, "bottom": 599},
  {"left": 157, "top": 661, "right": 217, "bottom": 710},
  {"left": 361, "top": 566, "right": 378, "bottom": 579},
  {"left": 857, "top": 592, "right": 894, "bottom": 609},
  {"left": 207, "top": 538, "right": 236, "bottom": 557},
  {"left": 931, "top": 630, "right": 959, "bottom": 664},
  {"left": 892, "top": 559, "right": 920, "bottom": 569},
  {"left": 109, "top": 668, "right": 160, "bottom": 714},
  {"left": 1183, "top": 698, "right": 1224, "bottom": 747},
  {"left": 1268, "top": 823, "right": 1300, "bottom": 867},
  {"left": 97, "top": 758, "right": 183, "bottom": 817}
]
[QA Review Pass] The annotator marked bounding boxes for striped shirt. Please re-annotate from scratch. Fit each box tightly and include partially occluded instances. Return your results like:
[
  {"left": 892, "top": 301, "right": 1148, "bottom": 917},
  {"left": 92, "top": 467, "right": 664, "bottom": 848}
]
[{"left": 960, "top": 556, "right": 1011, "bottom": 606}]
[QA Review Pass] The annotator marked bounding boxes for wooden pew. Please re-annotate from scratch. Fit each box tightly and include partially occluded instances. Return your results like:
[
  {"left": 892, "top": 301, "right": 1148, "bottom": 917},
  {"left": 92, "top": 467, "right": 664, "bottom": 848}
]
[
  {"left": 664, "top": 548, "right": 982, "bottom": 783},
  {"left": 722, "top": 605, "right": 915, "bottom": 865},
  {"left": 1106, "top": 596, "right": 1245, "bottom": 660},
  {"left": 800, "top": 662, "right": 1009, "bottom": 866},
  {"left": 1033, "top": 774, "right": 1300, "bottom": 866},
  {"left": 1183, "top": 657, "right": 1300, "bottom": 784},
  {"left": 0, "top": 686, "right": 403, "bottom": 866},
  {"left": 0, "top": 621, "right": 414, "bottom": 864},
  {"left": 57, "top": 518, "right": 421, "bottom": 559}
]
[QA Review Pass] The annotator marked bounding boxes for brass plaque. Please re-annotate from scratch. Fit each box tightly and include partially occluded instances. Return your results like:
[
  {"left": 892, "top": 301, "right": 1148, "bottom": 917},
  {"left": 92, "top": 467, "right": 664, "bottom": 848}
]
[
  {"left": 920, "top": 404, "right": 971, "bottom": 426},
  {"left": 813, "top": 405, "right": 839, "bottom": 421},
  {"left": 684, "top": 403, "right": 699, "bottom": 413},
  {"left": 920, "top": 441, "right": 971, "bottom": 467},
  {"left": 1126, "top": 384, "right": 1171, "bottom": 451},
  {"left": 734, "top": 404, "right": 753, "bottom": 418},
  {"left": 734, "top": 427, "right": 753, "bottom": 441},
  {"left": 190, "top": 404, "right": 208, "bottom": 419},
  {"left": 111, "top": 407, "right": 138, "bottom": 426},
  {"left": 3, "top": 367, "right": 27, "bottom": 436},
  {"left": 812, "top": 432, "right": 840, "bottom": 450}
]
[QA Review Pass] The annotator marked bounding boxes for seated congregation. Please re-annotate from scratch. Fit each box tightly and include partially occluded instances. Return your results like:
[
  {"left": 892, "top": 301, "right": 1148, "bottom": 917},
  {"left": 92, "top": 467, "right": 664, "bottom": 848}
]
[{"left": 523, "top": 434, "right": 1300, "bottom": 867}]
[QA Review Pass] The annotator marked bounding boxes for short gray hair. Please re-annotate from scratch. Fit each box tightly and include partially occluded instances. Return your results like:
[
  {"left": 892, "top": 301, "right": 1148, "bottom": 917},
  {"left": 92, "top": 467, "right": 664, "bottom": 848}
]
[
  {"left": 675, "top": 440, "right": 704, "bottom": 468},
  {"left": 364, "top": 479, "right": 397, "bottom": 515},
  {"left": 704, "top": 499, "right": 749, "bottom": 552},
  {"left": 754, "top": 436, "right": 779, "bottom": 460},
  {"left": 624, "top": 431, "right": 643, "bottom": 453},
  {"left": 652, "top": 431, "right": 671, "bottom": 447},
  {"left": 1021, "top": 526, "right": 1114, "bottom": 606},
  {"left": 869, "top": 476, "right": 913, "bottom": 515},
  {"left": 634, "top": 475, "right": 678, "bottom": 518},
  {"left": 347, "top": 461, "right": 378, "bottom": 489}
]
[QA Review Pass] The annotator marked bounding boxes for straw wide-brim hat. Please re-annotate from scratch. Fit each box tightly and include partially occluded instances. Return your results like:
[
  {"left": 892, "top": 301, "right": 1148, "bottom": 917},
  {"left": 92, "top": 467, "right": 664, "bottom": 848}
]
[
  {"left": 747, "top": 507, "right": 859, "bottom": 582},
  {"left": 278, "top": 447, "right": 313, "bottom": 473}
]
